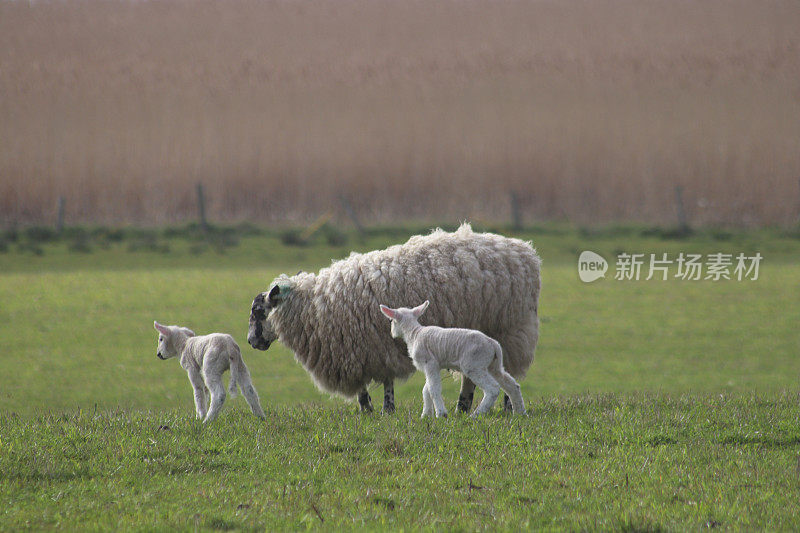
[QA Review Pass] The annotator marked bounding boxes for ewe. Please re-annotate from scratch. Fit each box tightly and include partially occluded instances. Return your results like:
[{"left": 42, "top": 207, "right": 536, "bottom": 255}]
[
  {"left": 154, "top": 321, "right": 266, "bottom": 423},
  {"left": 248, "top": 223, "right": 540, "bottom": 414},
  {"left": 379, "top": 301, "right": 526, "bottom": 418}
]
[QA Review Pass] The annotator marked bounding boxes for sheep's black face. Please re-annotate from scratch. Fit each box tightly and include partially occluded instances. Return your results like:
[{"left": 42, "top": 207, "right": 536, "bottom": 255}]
[{"left": 248, "top": 292, "right": 276, "bottom": 350}]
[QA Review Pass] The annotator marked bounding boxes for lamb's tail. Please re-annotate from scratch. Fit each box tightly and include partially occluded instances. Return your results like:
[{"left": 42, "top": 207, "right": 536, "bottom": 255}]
[
  {"left": 489, "top": 339, "right": 505, "bottom": 374},
  {"left": 228, "top": 342, "right": 267, "bottom": 420},
  {"left": 228, "top": 344, "right": 245, "bottom": 398}
]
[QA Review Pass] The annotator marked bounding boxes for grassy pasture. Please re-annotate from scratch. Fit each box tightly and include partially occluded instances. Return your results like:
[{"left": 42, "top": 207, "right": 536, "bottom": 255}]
[
  {"left": 3, "top": 397, "right": 800, "bottom": 531},
  {"left": 1, "top": 225, "right": 800, "bottom": 529}
]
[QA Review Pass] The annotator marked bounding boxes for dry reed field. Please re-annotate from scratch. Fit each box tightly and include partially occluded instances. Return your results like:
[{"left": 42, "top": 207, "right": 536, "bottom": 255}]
[{"left": 1, "top": 0, "right": 799, "bottom": 227}]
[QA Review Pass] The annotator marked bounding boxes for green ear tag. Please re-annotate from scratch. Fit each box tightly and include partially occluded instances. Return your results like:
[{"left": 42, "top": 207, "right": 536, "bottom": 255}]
[{"left": 277, "top": 284, "right": 293, "bottom": 298}]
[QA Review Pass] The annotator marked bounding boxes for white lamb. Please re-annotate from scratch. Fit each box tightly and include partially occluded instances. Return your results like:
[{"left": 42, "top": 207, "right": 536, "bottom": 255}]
[
  {"left": 379, "top": 301, "right": 526, "bottom": 418},
  {"left": 153, "top": 321, "right": 266, "bottom": 423}
]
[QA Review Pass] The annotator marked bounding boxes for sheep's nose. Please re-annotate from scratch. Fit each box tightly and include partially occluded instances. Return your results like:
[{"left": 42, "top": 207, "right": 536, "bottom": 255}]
[{"left": 248, "top": 336, "right": 270, "bottom": 351}]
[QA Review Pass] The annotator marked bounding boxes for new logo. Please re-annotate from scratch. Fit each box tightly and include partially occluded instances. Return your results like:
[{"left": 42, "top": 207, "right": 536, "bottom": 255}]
[{"left": 578, "top": 251, "right": 608, "bottom": 283}]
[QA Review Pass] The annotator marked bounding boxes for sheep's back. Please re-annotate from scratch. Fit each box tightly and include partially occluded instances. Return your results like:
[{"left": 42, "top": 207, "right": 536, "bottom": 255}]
[{"left": 309, "top": 225, "right": 540, "bottom": 386}]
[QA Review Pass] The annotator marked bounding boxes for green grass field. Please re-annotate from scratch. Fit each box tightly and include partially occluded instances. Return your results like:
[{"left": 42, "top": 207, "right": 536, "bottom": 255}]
[{"left": 1, "top": 224, "right": 799, "bottom": 530}]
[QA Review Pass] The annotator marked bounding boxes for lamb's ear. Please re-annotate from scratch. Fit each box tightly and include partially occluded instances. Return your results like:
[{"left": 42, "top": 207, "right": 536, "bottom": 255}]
[
  {"left": 412, "top": 300, "right": 430, "bottom": 318},
  {"left": 154, "top": 321, "right": 170, "bottom": 336},
  {"left": 379, "top": 304, "right": 396, "bottom": 320}
]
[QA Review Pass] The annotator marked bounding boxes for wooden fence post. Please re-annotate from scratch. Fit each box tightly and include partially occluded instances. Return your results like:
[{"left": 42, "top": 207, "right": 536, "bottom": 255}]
[
  {"left": 196, "top": 183, "right": 208, "bottom": 231},
  {"left": 510, "top": 191, "right": 522, "bottom": 230},
  {"left": 674, "top": 185, "right": 689, "bottom": 231},
  {"left": 339, "top": 195, "right": 365, "bottom": 236},
  {"left": 797, "top": 177, "right": 800, "bottom": 224},
  {"left": 56, "top": 196, "right": 65, "bottom": 234}
]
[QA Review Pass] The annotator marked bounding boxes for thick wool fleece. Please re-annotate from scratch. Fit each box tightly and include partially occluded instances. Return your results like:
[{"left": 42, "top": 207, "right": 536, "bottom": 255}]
[{"left": 266, "top": 223, "right": 541, "bottom": 398}]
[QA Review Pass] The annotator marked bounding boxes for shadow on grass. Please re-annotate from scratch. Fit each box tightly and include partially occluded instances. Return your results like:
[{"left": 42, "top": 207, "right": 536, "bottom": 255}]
[{"left": 719, "top": 434, "right": 800, "bottom": 448}]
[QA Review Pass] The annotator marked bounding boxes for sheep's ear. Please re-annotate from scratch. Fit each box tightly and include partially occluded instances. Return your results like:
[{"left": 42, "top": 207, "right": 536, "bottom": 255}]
[
  {"left": 412, "top": 300, "right": 430, "bottom": 318},
  {"left": 379, "top": 304, "right": 396, "bottom": 320},
  {"left": 154, "top": 321, "right": 170, "bottom": 336},
  {"left": 267, "top": 283, "right": 292, "bottom": 307},
  {"left": 267, "top": 285, "right": 282, "bottom": 307}
]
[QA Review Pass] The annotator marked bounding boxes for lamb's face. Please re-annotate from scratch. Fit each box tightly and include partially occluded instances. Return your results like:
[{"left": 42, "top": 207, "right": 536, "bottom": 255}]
[
  {"left": 248, "top": 292, "right": 278, "bottom": 351},
  {"left": 154, "top": 322, "right": 181, "bottom": 360},
  {"left": 390, "top": 309, "right": 418, "bottom": 339},
  {"left": 156, "top": 332, "right": 177, "bottom": 360},
  {"left": 380, "top": 301, "right": 430, "bottom": 341}
]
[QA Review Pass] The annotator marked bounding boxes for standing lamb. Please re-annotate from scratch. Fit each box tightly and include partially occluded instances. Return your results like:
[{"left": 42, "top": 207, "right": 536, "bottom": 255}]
[
  {"left": 154, "top": 321, "right": 266, "bottom": 423},
  {"left": 379, "top": 301, "right": 526, "bottom": 418},
  {"left": 247, "top": 223, "right": 540, "bottom": 414}
]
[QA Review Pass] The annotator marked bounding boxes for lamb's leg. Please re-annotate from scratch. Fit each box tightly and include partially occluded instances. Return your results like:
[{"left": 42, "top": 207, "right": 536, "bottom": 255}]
[
  {"left": 503, "top": 394, "right": 513, "bottom": 412},
  {"left": 192, "top": 387, "right": 207, "bottom": 420},
  {"left": 188, "top": 370, "right": 208, "bottom": 420},
  {"left": 421, "top": 382, "right": 434, "bottom": 418},
  {"left": 383, "top": 380, "right": 395, "bottom": 414},
  {"left": 492, "top": 369, "right": 526, "bottom": 415},
  {"left": 358, "top": 388, "right": 374, "bottom": 413},
  {"left": 466, "top": 369, "right": 501, "bottom": 417},
  {"left": 238, "top": 372, "right": 266, "bottom": 420},
  {"left": 424, "top": 365, "right": 448, "bottom": 418},
  {"left": 457, "top": 375, "right": 476, "bottom": 413},
  {"left": 203, "top": 377, "right": 227, "bottom": 423}
]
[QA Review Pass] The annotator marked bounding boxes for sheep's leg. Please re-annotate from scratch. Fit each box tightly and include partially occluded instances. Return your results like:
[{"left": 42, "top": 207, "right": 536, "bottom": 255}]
[
  {"left": 457, "top": 375, "right": 476, "bottom": 414},
  {"left": 466, "top": 369, "right": 501, "bottom": 417},
  {"left": 424, "top": 366, "right": 448, "bottom": 418},
  {"left": 491, "top": 369, "right": 526, "bottom": 415},
  {"left": 421, "top": 382, "right": 434, "bottom": 418},
  {"left": 187, "top": 370, "right": 208, "bottom": 420},
  {"left": 383, "top": 380, "right": 395, "bottom": 414},
  {"left": 358, "top": 388, "right": 374, "bottom": 413},
  {"left": 203, "top": 376, "right": 227, "bottom": 423}
]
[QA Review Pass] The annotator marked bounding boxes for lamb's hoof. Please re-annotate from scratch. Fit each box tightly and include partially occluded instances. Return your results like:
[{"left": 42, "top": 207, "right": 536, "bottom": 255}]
[{"left": 437, "top": 412, "right": 448, "bottom": 419}]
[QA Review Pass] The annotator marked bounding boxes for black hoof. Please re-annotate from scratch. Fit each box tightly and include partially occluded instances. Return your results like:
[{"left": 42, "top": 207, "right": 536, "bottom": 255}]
[
  {"left": 358, "top": 390, "right": 374, "bottom": 413},
  {"left": 456, "top": 392, "right": 474, "bottom": 413},
  {"left": 503, "top": 394, "right": 513, "bottom": 412}
]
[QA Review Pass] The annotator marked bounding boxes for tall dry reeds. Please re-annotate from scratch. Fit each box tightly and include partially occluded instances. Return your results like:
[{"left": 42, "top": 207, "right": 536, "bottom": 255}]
[{"left": 1, "top": 0, "right": 799, "bottom": 227}]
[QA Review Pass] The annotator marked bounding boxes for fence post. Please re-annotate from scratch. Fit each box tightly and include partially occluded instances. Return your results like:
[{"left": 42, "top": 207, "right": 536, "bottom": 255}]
[
  {"left": 196, "top": 183, "right": 208, "bottom": 231},
  {"left": 339, "top": 195, "right": 365, "bottom": 236},
  {"left": 674, "top": 185, "right": 689, "bottom": 231},
  {"left": 510, "top": 191, "right": 522, "bottom": 230},
  {"left": 56, "top": 196, "right": 65, "bottom": 234},
  {"left": 797, "top": 177, "right": 800, "bottom": 224}
]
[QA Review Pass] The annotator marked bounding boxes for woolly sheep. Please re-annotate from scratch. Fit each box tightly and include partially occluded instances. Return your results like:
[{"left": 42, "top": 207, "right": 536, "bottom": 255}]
[
  {"left": 154, "top": 321, "right": 266, "bottom": 423},
  {"left": 380, "top": 301, "right": 526, "bottom": 418},
  {"left": 247, "top": 223, "right": 540, "bottom": 413}
]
